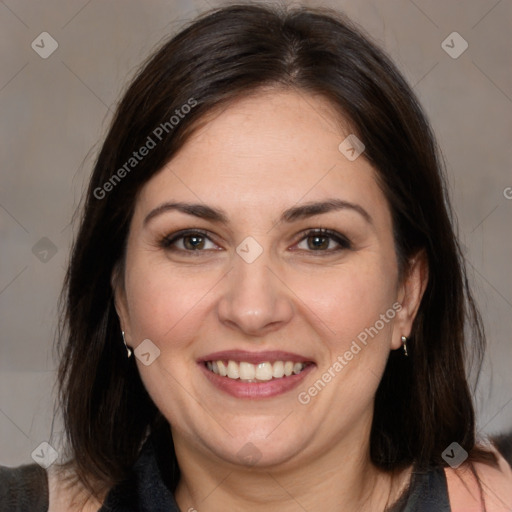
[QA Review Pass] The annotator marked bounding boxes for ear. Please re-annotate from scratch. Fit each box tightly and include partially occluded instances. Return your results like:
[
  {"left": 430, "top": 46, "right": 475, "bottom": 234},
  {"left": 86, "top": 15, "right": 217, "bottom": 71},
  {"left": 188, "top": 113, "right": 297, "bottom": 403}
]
[
  {"left": 391, "top": 250, "right": 429, "bottom": 350},
  {"left": 111, "top": 262, "right": 131, "bottom": 342}
]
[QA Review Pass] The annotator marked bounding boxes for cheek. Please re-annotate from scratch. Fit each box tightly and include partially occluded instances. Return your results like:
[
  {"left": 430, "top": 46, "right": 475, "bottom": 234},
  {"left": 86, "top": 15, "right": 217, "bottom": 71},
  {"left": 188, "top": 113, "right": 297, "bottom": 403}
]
[
  {"left": 124, "top": 257, "right": 213, "bottom": 345},
  {"left": 123, "top": 261, "right": 212, "bottom": 420},
  {"left": 298, "top": 260, "right": 398, "bottom": 341},
  {"left": 295, "top": 264, "right": 399, "bottom": 415}
]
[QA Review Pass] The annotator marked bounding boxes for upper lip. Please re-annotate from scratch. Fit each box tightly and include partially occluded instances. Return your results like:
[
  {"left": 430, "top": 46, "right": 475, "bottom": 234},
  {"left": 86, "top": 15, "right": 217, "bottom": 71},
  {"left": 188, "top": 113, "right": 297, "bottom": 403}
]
[{"left": 198, "top": 350, "right": 314, "bottom": 365}]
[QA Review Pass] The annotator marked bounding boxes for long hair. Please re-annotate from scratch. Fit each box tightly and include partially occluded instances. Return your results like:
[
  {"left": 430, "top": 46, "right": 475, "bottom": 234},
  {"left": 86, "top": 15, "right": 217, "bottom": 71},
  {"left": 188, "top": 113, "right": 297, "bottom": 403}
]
[{"left": 56, "top": 2, "right": 495, "bottom": 498}]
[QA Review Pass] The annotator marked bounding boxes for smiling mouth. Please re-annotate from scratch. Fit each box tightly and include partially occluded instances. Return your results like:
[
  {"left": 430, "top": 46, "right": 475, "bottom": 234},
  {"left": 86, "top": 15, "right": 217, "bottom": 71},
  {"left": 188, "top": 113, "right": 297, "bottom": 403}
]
[{"left": 204, "top": 360, "right": 312, "bottom": 382}]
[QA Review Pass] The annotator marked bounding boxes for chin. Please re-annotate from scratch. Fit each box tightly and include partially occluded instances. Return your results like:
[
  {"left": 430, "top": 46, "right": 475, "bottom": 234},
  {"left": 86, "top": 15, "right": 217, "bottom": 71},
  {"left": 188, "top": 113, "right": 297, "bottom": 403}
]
[{"left": 202, "top": 426, "right": 309, "bottom": 469}]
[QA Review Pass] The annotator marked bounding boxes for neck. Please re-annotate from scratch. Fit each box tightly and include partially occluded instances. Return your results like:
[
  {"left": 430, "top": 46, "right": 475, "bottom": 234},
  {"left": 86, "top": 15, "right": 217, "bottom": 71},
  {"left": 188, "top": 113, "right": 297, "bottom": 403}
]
[{"left": 173, "top": 424, "right": 411, "bottom": 512}]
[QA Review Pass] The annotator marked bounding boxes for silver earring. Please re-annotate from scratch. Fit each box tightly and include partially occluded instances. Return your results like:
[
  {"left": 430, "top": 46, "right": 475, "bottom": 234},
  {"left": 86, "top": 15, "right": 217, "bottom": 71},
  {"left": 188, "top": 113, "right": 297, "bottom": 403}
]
[
  {"left": 122, "top": 331, "right": 132, "bottom": 358},
  {"left": 401, "top": 335, "right": 408, "bottom": 357}
]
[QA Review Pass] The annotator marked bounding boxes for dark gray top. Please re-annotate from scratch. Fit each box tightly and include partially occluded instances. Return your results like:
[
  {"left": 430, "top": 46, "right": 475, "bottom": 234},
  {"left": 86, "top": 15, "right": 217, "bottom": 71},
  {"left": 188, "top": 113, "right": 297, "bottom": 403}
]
[
  {"left": 0, "top": 463, "right": 48, "bottom": 512},
  {"left": 388, "top": 466, "right": 451, "bottom": 512},
  {"left": 0, "top": 439, "right": 450, "bottom": 511}
]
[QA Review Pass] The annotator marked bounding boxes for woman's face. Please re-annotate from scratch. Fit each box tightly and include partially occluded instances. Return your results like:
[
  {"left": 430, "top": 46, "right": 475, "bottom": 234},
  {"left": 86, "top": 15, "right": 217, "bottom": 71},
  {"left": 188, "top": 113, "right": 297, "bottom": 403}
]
[{"left": 115, "top": 90, "right": 424, "bottom": 469}]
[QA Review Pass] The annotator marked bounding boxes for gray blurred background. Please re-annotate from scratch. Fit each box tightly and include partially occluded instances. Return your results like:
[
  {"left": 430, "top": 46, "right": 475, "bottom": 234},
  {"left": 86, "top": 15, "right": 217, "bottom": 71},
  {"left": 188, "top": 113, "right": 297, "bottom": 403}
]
[{"left": 1, "top": 0, "right": 511, "bottom": 466}]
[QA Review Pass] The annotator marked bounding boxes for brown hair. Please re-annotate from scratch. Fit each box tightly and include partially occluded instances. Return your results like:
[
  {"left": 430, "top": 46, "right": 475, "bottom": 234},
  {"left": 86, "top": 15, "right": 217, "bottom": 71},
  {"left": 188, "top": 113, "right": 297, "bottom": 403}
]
[{"left": 56, "top": 2, "right": 496, "bottom": 500}]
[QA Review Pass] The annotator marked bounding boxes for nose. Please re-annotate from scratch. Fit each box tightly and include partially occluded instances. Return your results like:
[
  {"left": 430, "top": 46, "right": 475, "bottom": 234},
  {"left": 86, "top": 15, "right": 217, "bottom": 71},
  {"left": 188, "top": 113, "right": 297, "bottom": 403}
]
[{"left": 216, "top": 251, "right": 294, "bottom": 336}]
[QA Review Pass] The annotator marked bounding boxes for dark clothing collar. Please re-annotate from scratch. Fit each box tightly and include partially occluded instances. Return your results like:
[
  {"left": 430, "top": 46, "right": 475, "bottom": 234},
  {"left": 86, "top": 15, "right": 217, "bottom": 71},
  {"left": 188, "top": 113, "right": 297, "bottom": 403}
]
[{"left": 99, "top": 434, "right": 180, "bottom": 512}]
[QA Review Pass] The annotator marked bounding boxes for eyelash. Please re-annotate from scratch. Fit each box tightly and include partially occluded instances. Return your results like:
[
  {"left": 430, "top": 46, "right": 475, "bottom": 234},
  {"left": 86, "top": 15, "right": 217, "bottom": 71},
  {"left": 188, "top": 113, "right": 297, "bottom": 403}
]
[
  {"left": 159, "top": 229, "right": 219, "bottom": 254},
  {"left": 158, "top": 228, "right": 352, "bottom": 255},
  {"left": 296, "top": 228, "right": 352, "bottom": 252}
]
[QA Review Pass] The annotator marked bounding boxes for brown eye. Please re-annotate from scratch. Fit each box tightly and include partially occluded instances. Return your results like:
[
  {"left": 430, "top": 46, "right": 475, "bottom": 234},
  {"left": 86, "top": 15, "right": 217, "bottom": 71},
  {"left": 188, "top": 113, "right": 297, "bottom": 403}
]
[
  {"left": 182, "top": 234, "right": 206, "bottom": 250},
  {"left": 295, "top": 229, "right": 351, "bottom": 253},
  {"left": 159, "top": 230, "right": 219, "bottom": 252},
  {"left": 306, "top": 234, "right": 330, "bottom": 250}
]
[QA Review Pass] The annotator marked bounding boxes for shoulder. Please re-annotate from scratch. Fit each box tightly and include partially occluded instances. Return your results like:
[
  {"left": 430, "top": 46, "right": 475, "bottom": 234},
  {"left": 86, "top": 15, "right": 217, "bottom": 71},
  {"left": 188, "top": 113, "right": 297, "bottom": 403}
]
[
  {"left": 0, "top": 463, "right": 48, "bottom": 512},
  {"left": 445, "top": 449, "right": 512, "bottom": 512},
  {"left": 47, "top": 464, "right": 105, "bottom": 512}
]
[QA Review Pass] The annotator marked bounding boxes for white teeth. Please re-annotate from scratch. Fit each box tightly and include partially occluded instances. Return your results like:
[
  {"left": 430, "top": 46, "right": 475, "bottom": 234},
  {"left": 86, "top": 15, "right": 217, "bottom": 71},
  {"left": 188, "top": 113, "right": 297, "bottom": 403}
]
[
  {"left": 206, "top": 360, "right": 307, "bottom": 381},
  {"left": 273, "top": 361, "right": 284, "bottom": 378},
  {"left": 227, "top": 360, "right": 240, "bottom": 379},
  {"left": 217, "top": 360, "right": 228, "bottom": 377},
  {"left": 255, "top": 362, "right": 273, "bottom": 381},
  {"left": 239, "top": 362, "right": 256, "bottom": 380},
  {"left": 293, "top": 363, "right": 303, "bottom": 375}
]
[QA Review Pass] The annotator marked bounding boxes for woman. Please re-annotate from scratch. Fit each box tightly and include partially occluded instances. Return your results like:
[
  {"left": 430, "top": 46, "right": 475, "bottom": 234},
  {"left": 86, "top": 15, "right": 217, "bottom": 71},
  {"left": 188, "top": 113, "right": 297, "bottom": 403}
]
[{"left": 2, "top": 3, "right": 511, "bottom": 511}]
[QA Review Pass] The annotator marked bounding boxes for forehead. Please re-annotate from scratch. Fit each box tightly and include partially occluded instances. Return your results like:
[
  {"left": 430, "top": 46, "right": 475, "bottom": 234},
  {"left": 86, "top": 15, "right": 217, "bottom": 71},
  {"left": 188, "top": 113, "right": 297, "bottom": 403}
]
[{"left": 135, "top": 90, "right": 389, "bottom": 224}]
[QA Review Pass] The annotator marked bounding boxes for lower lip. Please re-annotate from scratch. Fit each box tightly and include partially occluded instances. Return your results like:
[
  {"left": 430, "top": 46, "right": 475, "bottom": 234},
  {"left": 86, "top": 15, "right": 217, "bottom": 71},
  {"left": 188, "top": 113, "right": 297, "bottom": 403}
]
[{"left": 199, "top": 363, "right": 315, "bottom": 399}]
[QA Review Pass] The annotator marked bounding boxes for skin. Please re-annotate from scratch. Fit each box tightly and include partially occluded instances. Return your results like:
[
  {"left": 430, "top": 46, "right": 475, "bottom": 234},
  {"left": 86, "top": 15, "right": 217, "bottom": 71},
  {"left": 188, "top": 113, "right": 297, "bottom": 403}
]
[{"left": 112, "top": 89, "right": 428, "bottom": 512}]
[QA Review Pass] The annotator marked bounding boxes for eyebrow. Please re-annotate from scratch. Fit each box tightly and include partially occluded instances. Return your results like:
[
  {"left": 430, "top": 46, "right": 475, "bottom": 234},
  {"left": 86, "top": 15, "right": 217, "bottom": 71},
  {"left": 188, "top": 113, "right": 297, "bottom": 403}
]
[
  {"left": 144, "top": 202, "right": 228, "bottom": 226},
  {"left": 282, "top": 199, "right": 372, "bottom": 224},
  {"left": 143, "top": 198, "right": 373, "bottom": 227}
]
